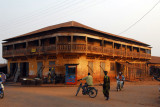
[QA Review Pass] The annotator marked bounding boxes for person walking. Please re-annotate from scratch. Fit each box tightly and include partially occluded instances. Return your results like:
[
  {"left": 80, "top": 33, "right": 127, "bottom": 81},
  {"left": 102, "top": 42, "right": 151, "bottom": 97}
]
[{"left": 103, "top": 71, "right": 110, "bottom": 100}]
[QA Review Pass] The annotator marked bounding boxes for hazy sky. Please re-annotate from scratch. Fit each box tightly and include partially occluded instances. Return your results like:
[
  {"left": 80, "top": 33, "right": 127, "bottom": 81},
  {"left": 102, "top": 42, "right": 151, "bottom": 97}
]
[{"left": 0, "top": 0, "right": 160, "bottom": 63}]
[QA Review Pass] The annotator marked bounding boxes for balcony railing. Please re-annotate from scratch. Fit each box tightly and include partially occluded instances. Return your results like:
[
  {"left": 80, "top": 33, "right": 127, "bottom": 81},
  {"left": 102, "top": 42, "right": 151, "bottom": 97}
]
[{"left": 3, "top": 43, "right": 151, "bottom": 59}]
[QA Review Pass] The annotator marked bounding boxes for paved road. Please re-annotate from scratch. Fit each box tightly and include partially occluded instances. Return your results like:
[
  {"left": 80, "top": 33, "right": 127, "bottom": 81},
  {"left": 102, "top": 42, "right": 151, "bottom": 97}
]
[{"left": 0, "top": 82, "right": 159, "bottom": 107}]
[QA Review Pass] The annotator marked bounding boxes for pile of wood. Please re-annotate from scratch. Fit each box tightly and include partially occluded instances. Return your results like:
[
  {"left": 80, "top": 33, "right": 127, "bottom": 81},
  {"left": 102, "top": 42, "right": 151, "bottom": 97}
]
[{"left": 21, "top": 78, "right": 42, "bottom": 86}]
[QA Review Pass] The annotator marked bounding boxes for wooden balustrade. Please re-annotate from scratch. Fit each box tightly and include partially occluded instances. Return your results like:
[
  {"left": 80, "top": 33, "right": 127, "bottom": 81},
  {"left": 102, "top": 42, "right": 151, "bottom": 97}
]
[
  {"left": 114, "top": 49, "right": 122, "bottom": 56},
  {"left": 3, "top": 50, "right": 13, "bottom": 56},
  {"left": 127, "top": 51, "right": 132, "bottom": 57},
  {"left": 57, "top": 44, "right": 71, "bottom": 52},
  {"left": 121, "top": 50, "right": 126, "bottom": 57},
  {"left": 87, "top": 45, "right": 103, "bottom": 53},
  {"left": 72, "top": 44, "right": 86, "bottom": 52},
  {"left": 103, "top": 47, "right": 113, "bottom": 56},
  {"left": 14, "top": 48, "right": 27, "bottom": 55},
  {"left": 140, "top": 53, "right": 146, "bottom": 59},
  {"left": 3, "top": 43, "right": 151, "bottom": 59}
]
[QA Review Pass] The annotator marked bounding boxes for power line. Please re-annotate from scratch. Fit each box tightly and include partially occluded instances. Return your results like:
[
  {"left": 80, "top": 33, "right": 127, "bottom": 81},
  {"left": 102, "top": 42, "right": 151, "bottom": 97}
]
[
  {"left": 0, "top": 0, "right": 87, "bottom": 32},
  {"left": 0, "top": 0, "right": 73, "bottom": 29},
  {"left": 0, "top": 0, "right": 66, "bottom": 27},
  {"left": 0, "top": 0, "right": 101, "bottom": 35},
  {"left": 118, "top": 0, "right": 160, "bottom": 35}
]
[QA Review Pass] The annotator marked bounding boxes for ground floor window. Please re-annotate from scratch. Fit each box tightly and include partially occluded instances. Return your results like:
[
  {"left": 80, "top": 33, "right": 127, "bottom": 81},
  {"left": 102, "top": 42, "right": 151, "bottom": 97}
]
[
  {"left": 88, "top": 61, "right": 93, "bottom": 75},
  {"left": 100, "top": 62, "right": 105, "bottom": 77}
]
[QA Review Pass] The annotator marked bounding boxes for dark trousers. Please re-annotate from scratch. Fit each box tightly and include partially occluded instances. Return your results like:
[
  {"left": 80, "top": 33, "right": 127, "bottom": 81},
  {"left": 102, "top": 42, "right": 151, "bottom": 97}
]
[
  {"left": 103, "top": 89, "right": 109, "bottom": 98},
  {"left": 82, "top": 83, "right": 88, "bottom": 93}
]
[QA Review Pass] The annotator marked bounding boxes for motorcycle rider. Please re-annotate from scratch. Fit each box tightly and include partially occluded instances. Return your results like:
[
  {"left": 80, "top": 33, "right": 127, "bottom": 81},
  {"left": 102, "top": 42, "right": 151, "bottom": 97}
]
[
  {"left": 78, "top": 73, "right": 93, "bottom": 94},
  {"left": 117, "top": 72, "right": 125, "bottom": 88},
  {"left": 0, "top": 75, "right": 4, "bottom": 91}
]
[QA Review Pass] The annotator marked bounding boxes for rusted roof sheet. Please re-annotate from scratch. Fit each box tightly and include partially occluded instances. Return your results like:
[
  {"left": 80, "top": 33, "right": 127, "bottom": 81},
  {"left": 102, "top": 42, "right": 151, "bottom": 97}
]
[
  {"left": 148, "top": 56, "right": 160, "bottom": 64},
  {"left": 0, "top": 64, "right": 7, "bottom": 68},
  {"left": 3, "top": 21, "right": 150, "bottom": 46}
]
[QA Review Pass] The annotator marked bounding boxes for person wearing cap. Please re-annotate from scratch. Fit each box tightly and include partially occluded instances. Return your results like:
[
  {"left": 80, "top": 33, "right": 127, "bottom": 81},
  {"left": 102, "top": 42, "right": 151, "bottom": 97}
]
[
  {"left": 78, "top": 72, "right": 93, "bottom": 94},
  {"left": 103, "top": 71, "right": 110, "bottom": 100}
]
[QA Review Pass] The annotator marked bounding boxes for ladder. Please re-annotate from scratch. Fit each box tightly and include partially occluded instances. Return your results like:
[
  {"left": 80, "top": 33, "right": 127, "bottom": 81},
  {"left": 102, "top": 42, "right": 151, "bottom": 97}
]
[{"left": 14, "top": 67, "right": 20, "bottom": 82}]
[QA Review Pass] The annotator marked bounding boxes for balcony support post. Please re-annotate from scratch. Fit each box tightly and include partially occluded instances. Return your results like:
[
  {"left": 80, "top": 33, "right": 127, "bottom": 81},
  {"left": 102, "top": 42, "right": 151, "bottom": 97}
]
[
  {"left": 121, "top": 44, "right": 122, "bottom": 57},
  {"left": 126, "top": 45, "right": 127, "bottom": 57},
  {"left": 38, "top": 39, "right": 41, "bottom": 55},
  {"left": 71, "top": 34, "right": 73, "bottom": 52},
  {"left": 139, "top": 48, "right": 140, "bottom": 59},
  {"left": 102, "top": 39, "right": 104, "bottom": 55},
  {"left": 26, "top": 41, "right": 28, "bottom": 55},
  {"left": 85, "top": 36, "right": 88, "bottom": 55},
  {"left": 113, "top": 42, "right": 114, "bottom": 57},
  {"left": 13, "top": 44, "right": 15, "bottom": 57},
  {"left": 132, "top": 46, "right": 133, "bottom": 59},
  {"left": 26, "top": 42, "right": 28, "bottom": 48},
  {"left": 56, "top": 36, "right": 58, "bottom": 54}
]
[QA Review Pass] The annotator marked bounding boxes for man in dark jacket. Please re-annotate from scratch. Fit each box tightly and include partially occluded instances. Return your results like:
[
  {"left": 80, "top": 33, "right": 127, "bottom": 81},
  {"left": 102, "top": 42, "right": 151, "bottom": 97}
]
[{"left": 103, "top": 71, "right": 110, "bottom": 100}]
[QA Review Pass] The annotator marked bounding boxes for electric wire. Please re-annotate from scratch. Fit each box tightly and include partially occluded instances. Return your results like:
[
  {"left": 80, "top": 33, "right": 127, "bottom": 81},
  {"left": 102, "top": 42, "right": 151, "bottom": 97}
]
[
  {"left": 0, "top": 0, "right": 102, "bottom": 36},
  {"left": 118, "top": 0, "right": 160, "bottom": 35}
]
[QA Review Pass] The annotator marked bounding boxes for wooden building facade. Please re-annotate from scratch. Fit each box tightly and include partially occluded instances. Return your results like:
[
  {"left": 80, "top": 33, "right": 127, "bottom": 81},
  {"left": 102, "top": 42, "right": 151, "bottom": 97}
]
[
  {"left": 148, "top": 56, "right": 160, "bottom": 77},
  {"left": 2, "top": 21, "right": 151, "bottom": 84}
]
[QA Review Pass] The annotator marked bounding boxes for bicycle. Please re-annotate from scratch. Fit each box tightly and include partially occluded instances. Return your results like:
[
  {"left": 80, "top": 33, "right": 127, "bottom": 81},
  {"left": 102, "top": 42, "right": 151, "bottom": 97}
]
[{"left": 75, "top": 81, "right": 98, "bottom": 98}]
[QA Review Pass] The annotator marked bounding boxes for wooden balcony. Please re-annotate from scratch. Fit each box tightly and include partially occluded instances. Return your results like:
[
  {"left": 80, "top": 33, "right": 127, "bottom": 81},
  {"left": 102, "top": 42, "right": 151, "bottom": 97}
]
[{"left": 3, "top": 43, "right": 151, "bottom": 59}]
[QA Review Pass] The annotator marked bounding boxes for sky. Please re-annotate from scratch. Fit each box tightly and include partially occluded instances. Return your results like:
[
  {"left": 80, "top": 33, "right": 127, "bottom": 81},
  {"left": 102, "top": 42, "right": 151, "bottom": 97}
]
[{"left": 0, "top": 0, "right": 160, "bottom": 63}]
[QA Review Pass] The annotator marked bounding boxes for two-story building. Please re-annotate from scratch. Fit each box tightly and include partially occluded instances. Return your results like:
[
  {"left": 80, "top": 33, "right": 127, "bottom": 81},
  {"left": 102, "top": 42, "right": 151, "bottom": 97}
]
[{"left": 2, "top": 21, "right": 151, "bottom": 84}]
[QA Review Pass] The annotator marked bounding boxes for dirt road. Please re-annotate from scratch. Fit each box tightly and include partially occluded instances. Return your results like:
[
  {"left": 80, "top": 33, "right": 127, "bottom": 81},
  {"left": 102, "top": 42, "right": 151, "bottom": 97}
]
[{"left": 0, "top": 81, "right": 159, "bottom": 107}]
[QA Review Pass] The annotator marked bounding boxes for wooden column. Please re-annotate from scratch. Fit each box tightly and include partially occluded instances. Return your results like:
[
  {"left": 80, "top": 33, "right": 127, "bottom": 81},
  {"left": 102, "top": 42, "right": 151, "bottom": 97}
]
[
  {"left": 139, "top": 48, "right": 140, "bottom": 59},
  {"left": 85, "top": 36, "right": 88, "bottom": 55},
  {"left": 56, "top": 36, "right": 58, "bottom": 54},
  {"left": 126, "top": 45, "right": 127, "bottom": 57},
  {"left": 13, "top": 44, "right": 15, "bottom": 57},
  {"left": 132, "top": 46, "right": 133, "bottom": 59},
  {"left": 26, "top": 41, "right": 28, "bottom": 48},
  {"left": 39, "top": 39, "right": 41, "bottom": 46},
  {"left": 113, "top": 42, "right": 114, "bottom": 57},
  {"left": 71, "top": 35, "right": 73, "bottom": 52},
  {"left": 38, "top": 39, "right": 41, "bottom": 54},
  {"left": 121, "top": 44, "right": 122, "bottom": 57},
  {"left": 102, "top": 39, "right": 104, "bottom": 55},
  {"left": 26, "top": 41, "right": 28, "bottom": 55}
]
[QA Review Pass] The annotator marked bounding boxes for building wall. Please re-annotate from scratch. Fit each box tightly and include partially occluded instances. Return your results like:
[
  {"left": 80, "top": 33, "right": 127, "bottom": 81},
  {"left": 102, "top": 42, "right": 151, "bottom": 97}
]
[{"left": 7, "top": 54, "right": 119, "bottom": 82}]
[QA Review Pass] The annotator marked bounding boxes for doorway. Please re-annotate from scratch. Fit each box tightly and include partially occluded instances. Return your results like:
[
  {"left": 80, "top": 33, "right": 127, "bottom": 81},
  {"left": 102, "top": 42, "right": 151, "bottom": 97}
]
[
  {"left": 65, "top": 64, "right": 77, "bottom": 85},
  {"left": 116, "top": 62, "right": 121, "bottom": 75},
  {"left": 37, "top": 62, "right": 43, "bottom": 78},
  {"left": 10, "top": 63, "right": 18, "bottom": 78},
  {"left": 20, "top": 62, "right": 29, "bottom": 78}
]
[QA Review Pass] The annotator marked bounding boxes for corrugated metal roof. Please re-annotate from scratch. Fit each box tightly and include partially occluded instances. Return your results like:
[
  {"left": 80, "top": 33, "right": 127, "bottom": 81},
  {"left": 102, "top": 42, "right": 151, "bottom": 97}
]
[
  {"left": 149, "top": 56, "right": 160, "bottom": 64},
  {"left": 0, "top": 64, "right": 7, "bottom": 68},
  {"left": 3, "top": 21, "right": 150, "bottom": 46}
]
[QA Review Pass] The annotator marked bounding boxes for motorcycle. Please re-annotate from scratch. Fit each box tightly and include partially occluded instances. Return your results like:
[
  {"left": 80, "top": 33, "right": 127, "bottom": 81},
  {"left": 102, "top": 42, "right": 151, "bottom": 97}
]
[
  {"left": 116, "top": 79, "right": 124, "bottom": 91},
  {"left": 75, "top": 80, "right": 98, "bottom": 98},
  {"left": 153, "top": 76, "right": 160, "bottom": 92},
  {"left": 0, "top": 83, "right": 4, "bottom": 99}
]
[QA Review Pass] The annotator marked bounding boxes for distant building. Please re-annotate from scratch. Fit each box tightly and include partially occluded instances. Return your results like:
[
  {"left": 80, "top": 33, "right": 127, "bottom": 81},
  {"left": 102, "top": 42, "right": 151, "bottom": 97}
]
[
  {"left": 0, "top": 64, "right": 7, "bottom": 74},
  {"left": 148, "top": 56, "right": 160, "bottom": 76},
  {"left": 2, "top": 21, "right": 151, "bottom": 84}
]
